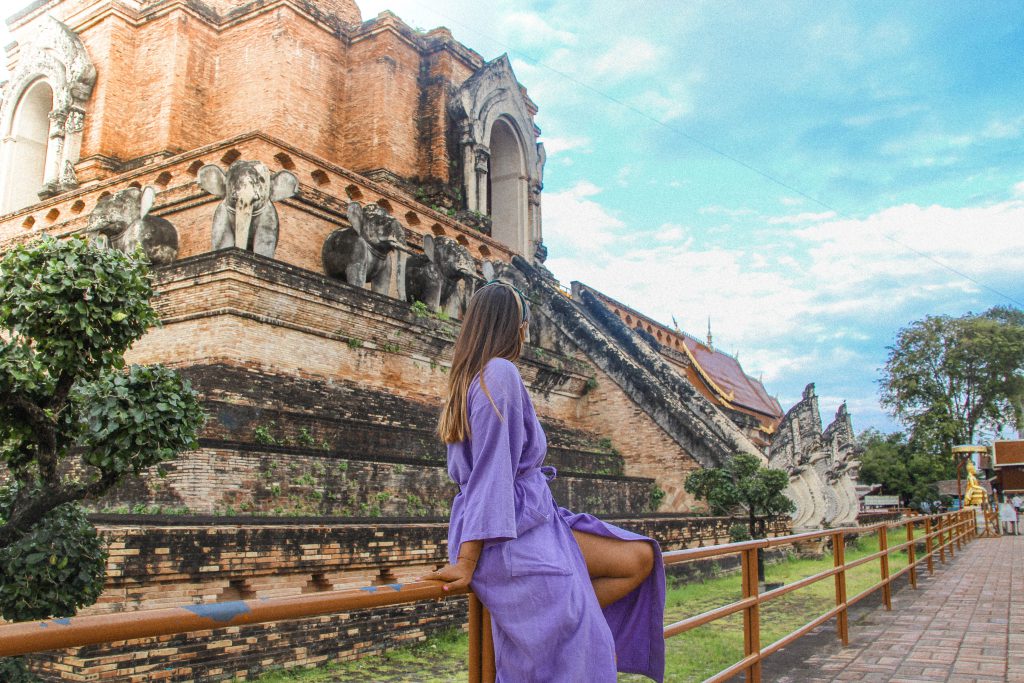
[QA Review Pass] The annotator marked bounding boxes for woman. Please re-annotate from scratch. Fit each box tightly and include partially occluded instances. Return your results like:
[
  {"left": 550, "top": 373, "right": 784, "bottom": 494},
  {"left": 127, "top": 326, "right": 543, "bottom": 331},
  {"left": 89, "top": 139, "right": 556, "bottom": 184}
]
[{"left": 424, "top": 281, "right": 666, "bottom": 682}]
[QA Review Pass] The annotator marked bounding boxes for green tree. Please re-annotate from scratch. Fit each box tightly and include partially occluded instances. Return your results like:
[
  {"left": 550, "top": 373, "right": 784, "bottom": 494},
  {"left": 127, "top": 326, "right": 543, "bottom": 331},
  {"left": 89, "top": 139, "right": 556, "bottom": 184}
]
[
  {"left": 0, "top": 236, "right": 204, "bottom": 673},
  {"left": 685, "top": 453, "right": 795, "bottom": 584},
  {"left": 880, "top": 308, "right": 1024, "bottom": 455},
  {"left": 856, "top": 429, "right": 950, "bottom": 507}
]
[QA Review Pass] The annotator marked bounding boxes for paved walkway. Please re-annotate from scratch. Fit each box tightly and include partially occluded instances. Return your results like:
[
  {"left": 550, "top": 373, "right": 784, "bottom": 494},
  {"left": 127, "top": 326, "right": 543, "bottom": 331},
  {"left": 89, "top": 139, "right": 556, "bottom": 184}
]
[{"left": 764, "top": 535, "right": 1023, "bottom": 683}]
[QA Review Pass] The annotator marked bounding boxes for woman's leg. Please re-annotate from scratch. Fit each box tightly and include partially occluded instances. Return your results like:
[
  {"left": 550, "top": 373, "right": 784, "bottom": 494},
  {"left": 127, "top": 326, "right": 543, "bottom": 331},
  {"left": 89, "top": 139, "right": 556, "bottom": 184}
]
[{"left": 572, "top": 530, "right": 655, "bottom": 608}]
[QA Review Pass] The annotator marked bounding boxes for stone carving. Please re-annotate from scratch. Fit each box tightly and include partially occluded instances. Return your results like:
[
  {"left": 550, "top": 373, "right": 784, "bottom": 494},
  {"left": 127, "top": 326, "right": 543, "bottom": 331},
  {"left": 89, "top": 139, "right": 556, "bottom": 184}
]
[
  {"left": 406, "top": 235, "right": 477, "bottom": 318},
  {"left": 61, "top": 161, "right": 78, "bottom": 187},
  {"left": 822, "top": 403, "right": 860, "bottom": 527},
  {"left": 481, "top": 258, "right": 530, "bottom": 292},
  {"left": 0, "top": 17, "right": 96, "bottom": 207},
  {"left": 768, "top": 385, "right": 863, "bottom": 531},
  {"left": 86, "top": 186, "right": 178, "bottom": 265},
  {"left": 449, "top": 55, "right": 545, "bottom": 258},
  {"left": 322, "top": 202, "right": 408, "bottom": 299},
  {"left": 65, "top": 108, "right": 85, "bottom": 134},
  {"left": 198, "top": 160, "right": 298, "bottom": 258}
]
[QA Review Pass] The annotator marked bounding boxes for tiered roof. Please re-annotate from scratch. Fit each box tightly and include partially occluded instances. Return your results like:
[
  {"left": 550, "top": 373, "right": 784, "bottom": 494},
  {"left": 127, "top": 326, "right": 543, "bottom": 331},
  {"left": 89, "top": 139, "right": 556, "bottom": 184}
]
[{"left": 574, "top": 283, "right": 783, "bottom": 434}]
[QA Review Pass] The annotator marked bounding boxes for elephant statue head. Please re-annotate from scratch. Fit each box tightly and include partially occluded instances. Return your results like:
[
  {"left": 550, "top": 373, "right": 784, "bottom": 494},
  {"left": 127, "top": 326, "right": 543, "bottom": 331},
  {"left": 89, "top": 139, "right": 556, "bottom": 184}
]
[
  {"left": 198, "top": 160, "right": 299, "bottom": 258},
  {"left": 349, "top": 202, "right": 406, "bottom": 253},
  {"left": 86, "top": 185, "right": 178, "bottom": 265},
  {"left": 425, "top": 234, "right": 476, "bottom": 283},
  {"left": 406, "top": 234, "right": 477, "bottom": 317},
  {"left": 322, "top": 201, "right": 409, "bottom": 299},
  {"left": 481, "top": 259, "right": 531, "bottom": 293}
]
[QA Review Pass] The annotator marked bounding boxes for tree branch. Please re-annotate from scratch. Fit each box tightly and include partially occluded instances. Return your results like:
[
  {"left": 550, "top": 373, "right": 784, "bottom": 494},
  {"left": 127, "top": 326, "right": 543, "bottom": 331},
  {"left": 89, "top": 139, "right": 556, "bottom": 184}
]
[{"left": 0, "top": 469, "right": 120, "bottom": 549}]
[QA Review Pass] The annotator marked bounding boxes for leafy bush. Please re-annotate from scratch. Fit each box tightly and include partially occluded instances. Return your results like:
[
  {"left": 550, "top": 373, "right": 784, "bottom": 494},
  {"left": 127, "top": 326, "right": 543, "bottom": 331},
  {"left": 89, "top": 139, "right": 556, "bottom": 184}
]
[
  {"left": 0, "top": 657, "right": 38, "bottom": 682},
  {"left": 728, "top": 523, "right": 752, "bottom": 543},
  {"left": 0, "top": 236, "right": 204, "bottom": 627},
  {"left": 0, "top": 487, "right": 106, "bottom": 622},
  {"left": 649, "top": 484, "right": 666, "bottom": 511}
]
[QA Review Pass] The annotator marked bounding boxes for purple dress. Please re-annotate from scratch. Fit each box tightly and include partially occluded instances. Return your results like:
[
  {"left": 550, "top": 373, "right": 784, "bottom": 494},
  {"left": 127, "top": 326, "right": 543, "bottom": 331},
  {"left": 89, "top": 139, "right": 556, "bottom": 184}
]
[{"left": 447, "top": 358, "right": 666, "bottom": 682}]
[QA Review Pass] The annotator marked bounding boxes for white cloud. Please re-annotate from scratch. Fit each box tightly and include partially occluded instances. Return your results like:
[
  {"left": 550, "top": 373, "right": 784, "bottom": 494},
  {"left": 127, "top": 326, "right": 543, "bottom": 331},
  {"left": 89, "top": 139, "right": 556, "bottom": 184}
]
[
  {"left": 795, "top": 201, "right": 1024, "bottom": 306},
  {"left": 615, "top": 164, "right": 637, "bottom": 187},
  {"left": 542, "top": 181, "right": 625, "bottom": 254},
  {"left": 541, "top": 135, "right": 590, "bottom": 156},
  {"left": 780, "top": 196, "right": 805, "bottom": 207},
  {"left": 699, "top": 205, "right": 758, "bottom": 218},
  {"left": 545, "top": 192, "right": 1024, "bottom": 422},
  {"left": 767, "top": 210, "right": 837, "bottom": 225},
  {"left": 652, "top": 223, "right": 690, "bottom": 244},
  {"left": 591, "top": 38, "right": 661, "bottom": 80},
  {"left": 631, "top": 88, "right": 693, "bottom": 123},
  {"left": 501, "top": 11, "right": 576, "bottom": 49},
  {"left": 982, "top": 117, "right": 1024, "bottom": 140},
  {"left": 1012, "top": 181, "right": 1024, "bottom": 197}
]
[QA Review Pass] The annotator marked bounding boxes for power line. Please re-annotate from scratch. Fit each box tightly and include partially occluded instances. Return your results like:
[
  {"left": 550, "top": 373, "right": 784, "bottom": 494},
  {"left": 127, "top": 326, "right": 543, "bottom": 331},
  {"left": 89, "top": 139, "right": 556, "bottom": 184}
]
[{"left": 406, "top": 0, "right": 1024, "bottom": 309}]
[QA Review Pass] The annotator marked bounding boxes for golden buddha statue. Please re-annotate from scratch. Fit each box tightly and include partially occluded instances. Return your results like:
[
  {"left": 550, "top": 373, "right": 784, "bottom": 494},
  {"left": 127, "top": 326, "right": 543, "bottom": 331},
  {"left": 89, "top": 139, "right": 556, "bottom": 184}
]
[{"left": 963, "top": 461, "right": 989, "bottom": 507}]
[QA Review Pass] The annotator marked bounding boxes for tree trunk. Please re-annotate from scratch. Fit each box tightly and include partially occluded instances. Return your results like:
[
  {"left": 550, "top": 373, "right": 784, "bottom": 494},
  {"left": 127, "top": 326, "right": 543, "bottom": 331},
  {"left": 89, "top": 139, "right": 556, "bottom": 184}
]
[{"left": 749, "top": 508, "right": 766, "bottom": 585}]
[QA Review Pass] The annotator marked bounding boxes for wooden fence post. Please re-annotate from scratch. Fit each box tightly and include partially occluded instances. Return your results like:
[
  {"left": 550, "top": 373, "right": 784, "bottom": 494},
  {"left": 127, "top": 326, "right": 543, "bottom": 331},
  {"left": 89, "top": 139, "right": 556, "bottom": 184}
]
[
  {"left": 938, "top": 515, "right": 946, "bottom": 565},
  {"left": 925, "top": 516, "right": 934, "bottom": 574},
  {"left": 482, "top": 605, "right": 496, "bottom": 683},
  {"left": 742, "top": 546, "right": 762, "bottom": 683},
  {"left": 468, "top": 594, "right": 483, "bottom": 683},
  {"left": 907, "top": 520, "right": 917, "bottom": 589},
  {"left": 879, "top": 524, "right": 892, "bottom": 610},
  {"left": 832, "top": 531, "right": 849, "bottom": 645}
]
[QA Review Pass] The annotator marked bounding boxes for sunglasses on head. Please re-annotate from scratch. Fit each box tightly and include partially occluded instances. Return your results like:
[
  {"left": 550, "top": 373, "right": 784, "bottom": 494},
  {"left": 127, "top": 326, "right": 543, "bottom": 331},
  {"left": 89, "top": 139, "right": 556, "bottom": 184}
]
[{"left": 478, "top": 280, "right": 530, "bottom": 324}]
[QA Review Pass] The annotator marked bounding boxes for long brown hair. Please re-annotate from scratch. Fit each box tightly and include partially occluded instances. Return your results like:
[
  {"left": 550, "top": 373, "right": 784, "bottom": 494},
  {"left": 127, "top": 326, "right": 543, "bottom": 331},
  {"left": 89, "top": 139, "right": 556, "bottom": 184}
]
[{"left": 438, "top": 282, "right": 530, "bottom": 444}]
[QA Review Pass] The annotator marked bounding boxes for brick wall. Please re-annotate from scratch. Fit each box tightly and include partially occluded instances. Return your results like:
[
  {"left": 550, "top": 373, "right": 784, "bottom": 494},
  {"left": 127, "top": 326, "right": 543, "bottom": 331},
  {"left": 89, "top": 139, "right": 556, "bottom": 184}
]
[
  {"left": 27, "top": 515, "right": 791, "bottom": 681},
  {"left": 5, "top": 0, "right": 481, "bottom": 187}
]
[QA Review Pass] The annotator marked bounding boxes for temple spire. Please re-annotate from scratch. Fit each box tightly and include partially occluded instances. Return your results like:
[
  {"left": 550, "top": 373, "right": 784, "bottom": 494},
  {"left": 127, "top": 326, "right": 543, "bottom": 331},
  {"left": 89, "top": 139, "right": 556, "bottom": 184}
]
[{"left": 706, "top": 317, "right": 713, "bottom": 348}]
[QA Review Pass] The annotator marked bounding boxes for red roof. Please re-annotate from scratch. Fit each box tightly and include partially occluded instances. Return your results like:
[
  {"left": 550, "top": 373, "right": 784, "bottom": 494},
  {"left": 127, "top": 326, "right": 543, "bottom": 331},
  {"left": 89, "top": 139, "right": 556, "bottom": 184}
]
[{"left": 679, "top": 336, "right": 783, "bottom": 419}]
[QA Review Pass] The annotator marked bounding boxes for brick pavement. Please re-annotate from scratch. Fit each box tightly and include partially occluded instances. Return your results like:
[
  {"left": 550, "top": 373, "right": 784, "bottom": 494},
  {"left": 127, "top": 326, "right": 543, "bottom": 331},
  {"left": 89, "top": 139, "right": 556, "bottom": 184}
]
[{"left": 767, "top": 535, "right": 1022, "bottom": 683}]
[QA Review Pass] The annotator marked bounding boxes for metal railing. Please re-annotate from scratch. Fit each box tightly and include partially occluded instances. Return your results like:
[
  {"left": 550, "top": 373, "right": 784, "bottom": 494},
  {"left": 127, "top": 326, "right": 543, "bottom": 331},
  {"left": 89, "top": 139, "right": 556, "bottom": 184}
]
[{"left": 0, "top": 510, "right": 974, "bottom": 683}]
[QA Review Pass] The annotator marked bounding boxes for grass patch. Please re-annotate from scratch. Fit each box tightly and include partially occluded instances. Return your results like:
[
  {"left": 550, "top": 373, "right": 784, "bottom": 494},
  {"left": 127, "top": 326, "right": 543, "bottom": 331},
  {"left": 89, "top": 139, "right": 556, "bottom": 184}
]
[
  {"left": 255, "top": 529, "right": 921, "bottom": 682},
  {"left": 254, "top": 629, "right": 468, "bottom": 683}
]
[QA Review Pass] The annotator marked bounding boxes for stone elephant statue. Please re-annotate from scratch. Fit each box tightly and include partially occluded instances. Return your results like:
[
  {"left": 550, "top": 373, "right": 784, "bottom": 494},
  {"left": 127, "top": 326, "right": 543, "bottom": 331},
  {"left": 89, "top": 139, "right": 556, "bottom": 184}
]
[
  {"left": 198, "top": 160, "right": 299, "bottom": 258},
  {"left": 86, "top": 186, "right": 178, "bottom": 265},
  {"left": 406, "top": 235, "right": 477, "bottom": 318},
  {"left": 322, "top": 202, "right": 409, "bottom": 299}
]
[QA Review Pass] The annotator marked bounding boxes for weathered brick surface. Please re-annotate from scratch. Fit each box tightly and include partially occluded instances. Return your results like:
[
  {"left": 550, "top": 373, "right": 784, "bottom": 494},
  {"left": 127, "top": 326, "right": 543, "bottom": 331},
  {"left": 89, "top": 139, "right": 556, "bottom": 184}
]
[
  {"left": 23, "top": 515, "right": 790, "bottom": 681},
  {"left": 0, "top": 134, "right": 516, "bottom": 270},
  {"left": 5, "top": 0, "right": 478, "bottom": 186}
]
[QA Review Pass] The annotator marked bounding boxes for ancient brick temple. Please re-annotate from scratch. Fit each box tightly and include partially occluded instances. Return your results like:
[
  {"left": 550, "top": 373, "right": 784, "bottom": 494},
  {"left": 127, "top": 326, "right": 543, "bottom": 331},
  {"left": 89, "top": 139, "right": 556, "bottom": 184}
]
[{"left": 0, "top": 0, "right": 859, "bottom": 679}]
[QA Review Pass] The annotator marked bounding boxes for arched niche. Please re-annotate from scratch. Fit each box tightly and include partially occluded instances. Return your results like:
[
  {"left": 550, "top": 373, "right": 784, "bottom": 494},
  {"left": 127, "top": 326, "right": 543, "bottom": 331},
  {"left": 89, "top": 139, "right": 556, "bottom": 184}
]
[
  {"left": 450, "top": 55, "right": 546, "bottom": 261},
  {"left": 0, "top": 16, "right": 96, "bottom": 214},
  {"left": 1, "top": 80, "right": 53, "bottom": 212},
  {"left": 488, "top": 117, "right": 528, "bottom": 253}
]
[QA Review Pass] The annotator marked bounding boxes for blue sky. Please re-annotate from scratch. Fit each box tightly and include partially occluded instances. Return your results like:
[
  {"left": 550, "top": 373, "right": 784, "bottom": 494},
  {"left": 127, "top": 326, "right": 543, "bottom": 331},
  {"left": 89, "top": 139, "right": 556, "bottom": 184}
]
[{"left": 5, "top": 1, "right": 1024, "bottom": 437}]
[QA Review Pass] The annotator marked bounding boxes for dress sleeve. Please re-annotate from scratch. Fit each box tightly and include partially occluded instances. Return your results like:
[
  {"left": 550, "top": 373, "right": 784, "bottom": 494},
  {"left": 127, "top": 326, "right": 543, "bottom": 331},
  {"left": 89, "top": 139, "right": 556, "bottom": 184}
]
[{"left": 457, "top": 359, "right": 524, "bottom": 544}]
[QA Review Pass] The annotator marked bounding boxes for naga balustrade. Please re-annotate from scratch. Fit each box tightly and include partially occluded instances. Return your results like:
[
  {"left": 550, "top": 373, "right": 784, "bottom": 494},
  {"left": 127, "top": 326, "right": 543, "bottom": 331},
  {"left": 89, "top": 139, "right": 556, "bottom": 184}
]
[{"left": 0, "top": 510, "right": 974, "bottom": 683}]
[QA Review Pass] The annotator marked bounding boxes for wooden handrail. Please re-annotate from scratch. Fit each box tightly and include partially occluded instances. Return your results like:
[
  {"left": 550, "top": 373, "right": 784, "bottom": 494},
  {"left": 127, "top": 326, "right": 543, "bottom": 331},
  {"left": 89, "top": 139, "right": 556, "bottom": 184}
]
[
  {"left": 0, "top": 510, "right": 975, "bottom": 683},
  {"left": 659, "top": 510, "right": 974, "bottom": 683}
]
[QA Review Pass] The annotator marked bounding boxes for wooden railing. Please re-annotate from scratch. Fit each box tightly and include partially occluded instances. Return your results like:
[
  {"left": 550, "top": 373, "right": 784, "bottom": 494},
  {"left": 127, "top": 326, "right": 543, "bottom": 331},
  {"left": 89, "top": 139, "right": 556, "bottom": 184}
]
[
  {"left": 660, "top": 509, "right": 974, "bottom": 682},
  {"left": 0, "top": 510, "right": 974, "bottom": 682}
]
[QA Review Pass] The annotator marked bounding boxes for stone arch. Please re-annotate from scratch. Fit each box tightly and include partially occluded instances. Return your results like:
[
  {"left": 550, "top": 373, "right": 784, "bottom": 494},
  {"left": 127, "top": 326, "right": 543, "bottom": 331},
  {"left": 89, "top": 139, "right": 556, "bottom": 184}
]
[
  {"left": 487, "top": 117, "right": 528, "bottom": 252},
  {"left": 1, "top": 80, "right": 53, "bottom": 212},
  {"left": 0, "top": 16, "right": 96, "bottom": 213},
  {"left": 450, "top": 55, "right": 546, "bottom": 260}
]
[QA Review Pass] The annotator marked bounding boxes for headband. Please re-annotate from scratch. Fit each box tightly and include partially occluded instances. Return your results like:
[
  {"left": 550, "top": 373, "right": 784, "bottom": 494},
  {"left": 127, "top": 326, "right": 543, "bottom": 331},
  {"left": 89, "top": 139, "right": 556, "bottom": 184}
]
[{"left": 477, "top": 280, "right": 530, "bottom": 324}]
